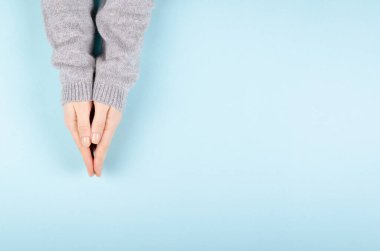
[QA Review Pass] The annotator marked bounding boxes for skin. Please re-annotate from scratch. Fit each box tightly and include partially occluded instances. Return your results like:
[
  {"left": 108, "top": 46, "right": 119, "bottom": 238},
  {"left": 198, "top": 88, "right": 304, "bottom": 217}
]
[{"left": 64, "top": 101, "right": 122, "bottom": 177}]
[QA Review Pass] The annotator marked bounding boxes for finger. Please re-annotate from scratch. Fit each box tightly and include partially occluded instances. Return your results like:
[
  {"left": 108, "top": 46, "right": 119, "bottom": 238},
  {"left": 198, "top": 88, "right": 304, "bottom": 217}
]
[
  {"left": 74, "top": 102, "right": 92, "bottom": 147},
  {"left": 69, "top": 127, "right": 95, "bottom": 177},
  {"left": 91, "top": 102, "right": 110, "bottom": 144},
  {"left": 93, "top": 127, "right": 114, "bottom": 177},
  {"left": 94, "top": 107, "right": 121, "bottom": 177},
  {"left": 64, "top": 102, "right": 94, "bottom": 177}
]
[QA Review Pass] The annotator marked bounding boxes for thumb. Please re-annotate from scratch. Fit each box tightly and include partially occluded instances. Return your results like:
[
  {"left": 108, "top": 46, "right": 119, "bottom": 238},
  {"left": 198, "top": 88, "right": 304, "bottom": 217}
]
[
  {"left": 91, "top": 102, "right": 110, "bottom": 144},
  {"left": 74, "top": 102, "right": 92, "bottom": 147}
]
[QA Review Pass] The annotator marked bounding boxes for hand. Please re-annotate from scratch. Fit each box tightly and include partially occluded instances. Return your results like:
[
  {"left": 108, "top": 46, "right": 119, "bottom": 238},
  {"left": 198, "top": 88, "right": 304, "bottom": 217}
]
[
  {"left": 64, "top": 101, "right": 94, "bottom": 176},
  {"left": 90, "top": 102, "right": 122, "bottom": 177}
]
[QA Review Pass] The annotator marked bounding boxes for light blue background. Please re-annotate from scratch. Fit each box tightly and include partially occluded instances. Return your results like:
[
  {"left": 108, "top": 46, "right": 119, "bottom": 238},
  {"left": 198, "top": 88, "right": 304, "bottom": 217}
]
[{"left": 0, "top": 0, "right": 379, "bottom": 250}]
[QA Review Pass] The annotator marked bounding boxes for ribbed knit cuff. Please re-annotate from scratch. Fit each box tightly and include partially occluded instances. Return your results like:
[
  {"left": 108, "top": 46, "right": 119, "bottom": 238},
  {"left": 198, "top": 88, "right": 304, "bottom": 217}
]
[
  {"left": 61, "top": 81, "right": 93, "bottom": 105},
  {"left": 93, "top": 83, "right": 128, "bottom": 111}
]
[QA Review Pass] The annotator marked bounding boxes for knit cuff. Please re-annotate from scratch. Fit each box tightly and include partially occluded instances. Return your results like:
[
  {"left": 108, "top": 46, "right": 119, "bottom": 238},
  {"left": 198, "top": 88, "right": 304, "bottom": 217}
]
[
  {"left": 61, "top": 81, "right": 93, "bottom": 105},
  {"left": 93, "top": 83, "right": 128, "bottom": 111}
]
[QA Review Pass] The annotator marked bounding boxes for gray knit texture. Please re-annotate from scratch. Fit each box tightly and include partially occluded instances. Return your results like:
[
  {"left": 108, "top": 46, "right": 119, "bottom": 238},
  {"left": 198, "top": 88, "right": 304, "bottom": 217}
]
[
  {"left": 42, "top": 0, "right": 95, "bottom": 103},
  {"left": 94, "top": 0, "right": 154, "bottom": 110},
  {"left": 42, "top": 0, "right": 153, "bottom": 110}
]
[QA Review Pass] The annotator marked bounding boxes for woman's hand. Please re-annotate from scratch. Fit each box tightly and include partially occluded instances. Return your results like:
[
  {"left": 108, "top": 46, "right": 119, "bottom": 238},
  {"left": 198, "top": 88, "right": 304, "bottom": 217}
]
[
  {"left": 64, "top": 101, "right": 122, "bottom": 177},
  {"left": 90, "top": 102, "right": 122, "bottom": 177},
  {"left": 64, "top": 102, "right": 94, "bottom": 176}
]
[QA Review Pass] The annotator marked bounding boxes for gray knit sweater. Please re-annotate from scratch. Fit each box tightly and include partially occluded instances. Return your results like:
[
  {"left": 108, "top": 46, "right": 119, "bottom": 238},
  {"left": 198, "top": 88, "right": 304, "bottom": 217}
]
[{"left": 42, "top": 0, "right": 153, "bottom": 111}]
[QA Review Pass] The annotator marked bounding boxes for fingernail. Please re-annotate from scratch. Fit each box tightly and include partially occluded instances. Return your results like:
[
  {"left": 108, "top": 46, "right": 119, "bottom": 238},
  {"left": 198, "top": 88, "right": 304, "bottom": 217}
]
[
  {"left": 81, "top": 136, "right": 90, "bottom": 147},
  {"left": 92, "top": 133, "right": 100, "bottom": 144}
]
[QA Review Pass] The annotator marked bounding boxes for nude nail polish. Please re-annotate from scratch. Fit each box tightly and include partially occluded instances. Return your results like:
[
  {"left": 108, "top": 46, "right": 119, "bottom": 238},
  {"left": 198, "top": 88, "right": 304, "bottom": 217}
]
[
  {"left": 92, "top": 133, "right": 100, "bottom": 143},
  {"left": 82, "top": 136, "right": 90, "bottom": 146}
]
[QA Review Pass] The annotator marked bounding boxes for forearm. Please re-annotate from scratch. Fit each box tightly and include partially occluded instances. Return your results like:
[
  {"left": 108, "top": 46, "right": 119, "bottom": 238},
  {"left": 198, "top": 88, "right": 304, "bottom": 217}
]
[
  {"left": 42, "top": 0, "right": 95, "bottom": 103},
  {"left": 94, "top": 0, "right": 154, "bottom": 111}
]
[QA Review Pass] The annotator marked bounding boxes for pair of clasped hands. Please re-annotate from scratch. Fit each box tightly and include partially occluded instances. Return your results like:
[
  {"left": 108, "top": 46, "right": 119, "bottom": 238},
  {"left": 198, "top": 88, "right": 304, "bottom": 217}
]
[{"left": 64, "top": 101, "right": 122, "bottom": 177}]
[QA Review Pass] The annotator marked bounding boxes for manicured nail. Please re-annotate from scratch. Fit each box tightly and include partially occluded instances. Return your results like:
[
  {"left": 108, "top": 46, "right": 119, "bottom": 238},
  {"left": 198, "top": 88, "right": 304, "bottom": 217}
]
[
  {"left": 92, "top": 133, "right": 100, "bottom": 144},
  {"left": 81, "top": 136, "right": 90, "bottom": 147}
]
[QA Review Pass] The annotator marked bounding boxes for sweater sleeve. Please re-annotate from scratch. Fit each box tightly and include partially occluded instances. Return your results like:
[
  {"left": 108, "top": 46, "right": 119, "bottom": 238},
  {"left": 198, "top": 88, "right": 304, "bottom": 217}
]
[
  {"left": 41, "top": 0, "right": 95, "bottom": 104},
  {"left": 93, "top": 0, "right": 154, "bottom": 111}
]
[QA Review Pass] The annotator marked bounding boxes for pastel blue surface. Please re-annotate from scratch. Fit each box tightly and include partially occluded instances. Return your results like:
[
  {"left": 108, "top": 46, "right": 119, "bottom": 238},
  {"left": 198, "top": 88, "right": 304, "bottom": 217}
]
[{"left": 0, "top": 0, "right": 379, "bottom": 250}]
